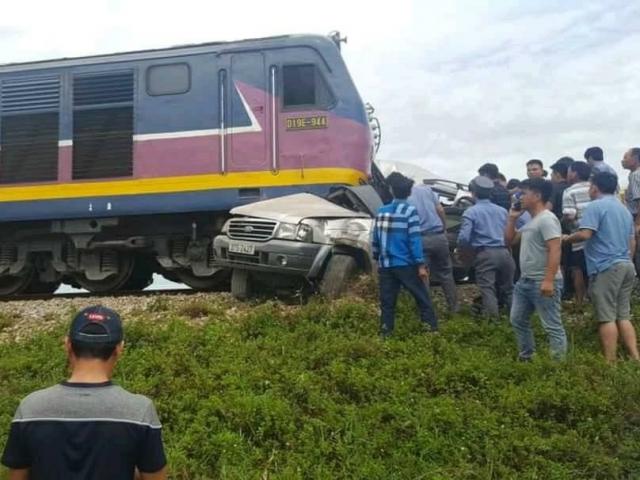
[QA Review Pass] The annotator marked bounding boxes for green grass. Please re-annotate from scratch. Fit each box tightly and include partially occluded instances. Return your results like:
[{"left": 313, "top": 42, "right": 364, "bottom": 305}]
[{"left": 1, "top": 288, "right": 640, "bottom": 479}]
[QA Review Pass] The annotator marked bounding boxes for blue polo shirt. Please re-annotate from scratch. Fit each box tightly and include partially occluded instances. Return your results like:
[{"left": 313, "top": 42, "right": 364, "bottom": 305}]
[
  {"left": 408, "top": 184, "right": 444, "bottom": 234},
  {"left": 579, "top": 194, "right": 634, "bottom": 275}
]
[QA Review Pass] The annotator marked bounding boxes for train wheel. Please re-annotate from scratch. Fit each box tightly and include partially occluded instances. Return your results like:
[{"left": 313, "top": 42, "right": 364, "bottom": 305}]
[
  {"left": 118, "top": 255, "right": 155, "bottom": 291},
  {"left": 72, "top": 252, "right": 135, "bottom": 293},
  {"left": 175, "top": 268, "right": 230, "bottom": 291},
  {"left": 0, "top": 267, "right": 35, "bottom": 296},
  {"left": 25, "top": 279, "right": 62, "bottom": 294}
]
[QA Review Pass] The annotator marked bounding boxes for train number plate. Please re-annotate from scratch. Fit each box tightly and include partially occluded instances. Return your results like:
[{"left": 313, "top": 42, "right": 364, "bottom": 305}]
[
  {"left": 228, "top": 242, "right": 255, "bottom": 255},
  {"left": 286, "top": 116, "right": 328, "bottom": 130}
]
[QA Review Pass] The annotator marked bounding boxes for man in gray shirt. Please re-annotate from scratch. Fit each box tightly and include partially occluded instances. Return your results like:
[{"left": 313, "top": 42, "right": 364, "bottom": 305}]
[
  {"left": 2, "top": 306, "right": 167, "bottom": 480},
  {"left": 505, "top": 178, "right": 567, "bottom": 361}
]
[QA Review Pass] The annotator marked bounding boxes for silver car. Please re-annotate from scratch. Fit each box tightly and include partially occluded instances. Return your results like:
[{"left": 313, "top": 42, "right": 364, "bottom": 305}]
[{"left": 213, "top": 186, "right": 381, "bottom": 299}]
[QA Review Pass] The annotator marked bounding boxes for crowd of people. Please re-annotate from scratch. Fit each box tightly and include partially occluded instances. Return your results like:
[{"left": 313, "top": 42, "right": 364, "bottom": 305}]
[{"left": 372, "top": 146, "right": 640, "bottom": 363}]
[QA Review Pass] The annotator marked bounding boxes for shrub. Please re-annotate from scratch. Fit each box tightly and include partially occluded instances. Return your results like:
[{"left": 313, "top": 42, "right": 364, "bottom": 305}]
[{"left": 1, "top": 296, "right": 640, "bottom": 479}]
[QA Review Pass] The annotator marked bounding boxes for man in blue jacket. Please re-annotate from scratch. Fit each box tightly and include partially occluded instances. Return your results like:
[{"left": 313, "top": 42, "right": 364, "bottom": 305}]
[{"left": 372, "top": 172, "right": 438, "bottom": 336}]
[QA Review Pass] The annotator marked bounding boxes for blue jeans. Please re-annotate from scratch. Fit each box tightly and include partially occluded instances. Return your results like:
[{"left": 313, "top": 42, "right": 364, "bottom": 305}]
[
  {"left": 510, "top": 278, "right": 567, "bottom": 360},
  {"left": 379, "top": 266, "right": 438, "bottom": 334}
]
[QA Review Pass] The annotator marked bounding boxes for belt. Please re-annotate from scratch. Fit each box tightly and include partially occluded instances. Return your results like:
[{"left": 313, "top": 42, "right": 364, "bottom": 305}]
[
  {"left": 475, "top": 246, "right": 507, "bottom": 252},
  {"left": 421, "top": 230, "right": 444, "bottom": 236}
]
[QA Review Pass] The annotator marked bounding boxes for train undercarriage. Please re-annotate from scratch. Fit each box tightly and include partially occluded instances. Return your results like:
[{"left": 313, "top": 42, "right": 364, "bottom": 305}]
[{"left": 0, "top": 213, "right": 230, "bottom": 295}]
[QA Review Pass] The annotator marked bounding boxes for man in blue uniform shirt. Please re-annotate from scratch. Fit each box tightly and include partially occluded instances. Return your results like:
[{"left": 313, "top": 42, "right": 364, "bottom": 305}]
[
  {"left": 457, "top": 176, "right": 515, "bottom": 321},
  {"left": 372, "top": 172, "right": 438, "bottom": 336}
]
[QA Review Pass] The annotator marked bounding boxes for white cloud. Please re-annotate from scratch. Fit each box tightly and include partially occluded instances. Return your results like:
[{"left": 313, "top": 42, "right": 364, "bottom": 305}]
[{"left": 0, "top": 0, "right": 638, "bottom": 183}]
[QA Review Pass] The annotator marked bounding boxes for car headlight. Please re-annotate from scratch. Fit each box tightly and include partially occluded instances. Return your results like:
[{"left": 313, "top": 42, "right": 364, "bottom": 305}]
[
  {"left": 275, "top": 222, "right": 298, "bottom": 240},
  {"left": 296, "top": 223, "right": 313, "bottom": 242}
]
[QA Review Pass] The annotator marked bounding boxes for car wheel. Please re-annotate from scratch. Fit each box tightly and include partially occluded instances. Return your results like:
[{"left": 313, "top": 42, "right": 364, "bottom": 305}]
[
  {"left": 319, "top": 254, "right": 359, "bottom": 299},
  {"left": 231, "top": 269, "right": 251, "bottom": 300}
]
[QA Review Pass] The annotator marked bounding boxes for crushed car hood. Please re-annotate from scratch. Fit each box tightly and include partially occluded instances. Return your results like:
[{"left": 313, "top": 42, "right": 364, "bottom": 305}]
[{"left": 230, "top": 193, "right": 371, "bottom": 223}]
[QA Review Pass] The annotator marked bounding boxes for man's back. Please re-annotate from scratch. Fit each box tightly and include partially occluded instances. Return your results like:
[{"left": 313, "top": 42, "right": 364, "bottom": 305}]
[
  {"left": 408, "top": 184, "right": 443, "bottom": 233},
  {"left": 460, "top": 199, "right": 508, "bottom": 247},
  {"left": 372, "top": 200, "right": 423, "bottom": 268},
  {"left": 2, "top": 381, "right": 165, "bottom": 480}
]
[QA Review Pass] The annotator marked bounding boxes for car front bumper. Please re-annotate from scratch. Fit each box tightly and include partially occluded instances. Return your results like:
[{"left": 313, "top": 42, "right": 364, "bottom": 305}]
[{"left": 213, "top": 235, "right": 331, "bottom": 278}]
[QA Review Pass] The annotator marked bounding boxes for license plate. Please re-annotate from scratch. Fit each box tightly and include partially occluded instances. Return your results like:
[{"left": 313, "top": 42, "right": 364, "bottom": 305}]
[{"left": 228, "top": 242, "right": 255, "bottom": 255}]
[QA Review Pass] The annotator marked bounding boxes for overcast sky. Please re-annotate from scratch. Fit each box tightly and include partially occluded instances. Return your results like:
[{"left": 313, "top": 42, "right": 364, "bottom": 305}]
[{"left": 1, "top": 0, "right": 637, "bottom": 182}]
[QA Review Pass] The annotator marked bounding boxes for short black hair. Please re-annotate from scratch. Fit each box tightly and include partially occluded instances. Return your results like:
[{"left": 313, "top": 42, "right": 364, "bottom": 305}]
[
  {"left": 520, "top": 178, "right": 553, "bottom": 203},
  {"left": 506, "top": 179, "right": 521, "bottom": 190},
  {"left": 569, "top": 161, "right": 591, "bottom": 181},
  {"left": 550, "top": 162, "right": 569, "bottom": 179},
  {"left": 591, "top": 172, "right": 618, "bottom": 195},
  {"left": 70, "top": 323, "right": 118, "bottom": 361},
  {"left": 71, "top": 341, "right": 118, "bottom": 361},
  {"left": 584, "top": 146, "right": 603, "bottom": 162},
  {"left": 556, "top": 156, "right": 575, "bottom": 166},
  {"left": 478, "top": 163, "right": 500, "bottom": 180},
  {"left": 386, "top": 172, "right": 414, "bottom": 200},
  {"left": 526, "top": 159, "right": 543, "bottom": 168},
  {"left": 630, "top": 147, "right": 640, "bottom": 161},
  {"left": 498, "top": 173, "right": 507, "bottom": 182}
]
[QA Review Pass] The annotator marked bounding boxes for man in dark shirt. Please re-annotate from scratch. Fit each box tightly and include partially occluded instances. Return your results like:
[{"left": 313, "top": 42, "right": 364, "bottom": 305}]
[
  {"left": 2, "top": 306, "right": 167, "bottom": 480},
  {"left": 548, "top": 157, "right": 573, "bottom": 219},
  {"left": 478, "top": 163, "right": 510, "bottom": 210},
  {"left": 549, "top": 157, "right": 574, "bottom": 299}
]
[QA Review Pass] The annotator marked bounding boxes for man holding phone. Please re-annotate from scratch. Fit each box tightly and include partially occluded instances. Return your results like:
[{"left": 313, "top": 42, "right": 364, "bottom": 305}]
[{"left": 505, "top": 178, "right": 567, "bottom": 361}]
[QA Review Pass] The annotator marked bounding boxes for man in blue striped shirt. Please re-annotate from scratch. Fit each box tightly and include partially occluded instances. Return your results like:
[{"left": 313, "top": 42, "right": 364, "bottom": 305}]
[{"left": 372, "top": 172, "right": 438, "bottom": 335}]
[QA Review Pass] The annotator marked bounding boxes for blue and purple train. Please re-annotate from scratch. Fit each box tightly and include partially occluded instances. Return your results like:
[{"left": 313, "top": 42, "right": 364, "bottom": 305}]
[{"left": 0, "top": 34, "right": 373, "bottom": 293}]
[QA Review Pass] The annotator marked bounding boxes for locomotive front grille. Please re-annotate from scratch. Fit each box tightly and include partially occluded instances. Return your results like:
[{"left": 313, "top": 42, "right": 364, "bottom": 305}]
[{"left": 227, "top": 219, "right": 277, "bottom": 241}]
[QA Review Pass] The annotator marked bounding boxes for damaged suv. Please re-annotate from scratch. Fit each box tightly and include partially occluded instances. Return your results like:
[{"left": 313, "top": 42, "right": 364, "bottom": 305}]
[{"left": 213, "top": 186, "right": 381, "bottom": 299}]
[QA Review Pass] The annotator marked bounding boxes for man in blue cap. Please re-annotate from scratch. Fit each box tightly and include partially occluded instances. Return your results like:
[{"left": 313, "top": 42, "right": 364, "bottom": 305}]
[
  {"left": 457, "top": 176, "right": 515, "bottom": 321},
  {"left": 2, "top": 306, "right": 167, "bottom": 480}
]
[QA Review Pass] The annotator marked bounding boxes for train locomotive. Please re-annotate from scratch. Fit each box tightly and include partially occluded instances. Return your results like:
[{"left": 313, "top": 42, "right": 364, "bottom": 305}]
[{"left": 0, "top": 34, "right": 373, "bottom": 294}]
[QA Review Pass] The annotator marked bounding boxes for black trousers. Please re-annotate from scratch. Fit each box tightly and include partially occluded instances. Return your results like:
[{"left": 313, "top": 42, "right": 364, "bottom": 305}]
[{"left": 378, "top": 266, "right": 438, "bottom": 334}]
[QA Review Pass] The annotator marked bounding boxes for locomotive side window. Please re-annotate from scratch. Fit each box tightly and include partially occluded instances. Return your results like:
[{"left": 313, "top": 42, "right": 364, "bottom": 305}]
[
  {"left": 282, "top": 64, "right": 335, "bottom": 109},
  {"left": 147, "top": 63, "right": 190, "bottom": 96},
  {"left": 0, "top": 76, "right": 60, "bottom": 184},
  {"left": 72, "top": 71, "right": 134, "bottom": 180}
]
